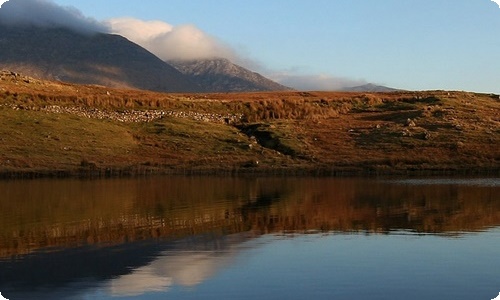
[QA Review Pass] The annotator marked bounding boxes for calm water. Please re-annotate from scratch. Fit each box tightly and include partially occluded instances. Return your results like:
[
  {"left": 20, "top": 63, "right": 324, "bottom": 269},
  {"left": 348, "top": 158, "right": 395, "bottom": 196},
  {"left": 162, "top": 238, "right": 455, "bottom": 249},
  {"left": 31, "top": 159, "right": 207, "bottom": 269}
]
[{"left": 0, "top": 177, "right": 498, "bottom": 300}]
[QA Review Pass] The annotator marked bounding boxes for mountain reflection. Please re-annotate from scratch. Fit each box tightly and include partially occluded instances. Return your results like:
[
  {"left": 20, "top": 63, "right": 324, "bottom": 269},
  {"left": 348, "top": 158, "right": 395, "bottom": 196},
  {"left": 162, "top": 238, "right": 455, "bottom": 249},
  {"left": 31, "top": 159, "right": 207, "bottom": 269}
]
[{"left": 0, "top": 176, "right": 498, "bottom": 298}]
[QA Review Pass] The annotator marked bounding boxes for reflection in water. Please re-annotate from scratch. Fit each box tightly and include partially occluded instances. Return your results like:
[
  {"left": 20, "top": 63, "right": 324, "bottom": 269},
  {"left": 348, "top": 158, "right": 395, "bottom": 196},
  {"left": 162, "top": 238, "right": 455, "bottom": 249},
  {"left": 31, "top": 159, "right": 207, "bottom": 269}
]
[
  {"left": 389, "top": 177, "right": 500, "bottom": 187},
  {"left": 0, "top": 177, "right": 499, "bottom": 299},
  {"left": 108, "top": 234, "right": 251, "bottom": 297}
]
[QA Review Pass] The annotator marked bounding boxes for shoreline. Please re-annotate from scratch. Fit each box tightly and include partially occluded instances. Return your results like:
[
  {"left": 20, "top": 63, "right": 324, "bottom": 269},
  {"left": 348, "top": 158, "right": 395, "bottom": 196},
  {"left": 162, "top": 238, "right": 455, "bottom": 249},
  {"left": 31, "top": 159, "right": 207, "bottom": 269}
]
[{"left": 1, "top": 165, "right": 498, "bottom": 180}]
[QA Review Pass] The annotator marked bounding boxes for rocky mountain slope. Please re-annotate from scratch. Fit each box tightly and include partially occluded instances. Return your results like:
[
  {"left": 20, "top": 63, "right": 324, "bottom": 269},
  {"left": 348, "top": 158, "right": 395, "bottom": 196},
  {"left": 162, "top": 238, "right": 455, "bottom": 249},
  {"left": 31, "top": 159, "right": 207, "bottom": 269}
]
[
  {"left": 0, "top": 25, "right": 201, "bottom": 92},
  {"left": 341, "top": 83, "right": 401, "bottom": 92},
  {"left": 169, "top": 58, "right": 292, "bottom": 92}
]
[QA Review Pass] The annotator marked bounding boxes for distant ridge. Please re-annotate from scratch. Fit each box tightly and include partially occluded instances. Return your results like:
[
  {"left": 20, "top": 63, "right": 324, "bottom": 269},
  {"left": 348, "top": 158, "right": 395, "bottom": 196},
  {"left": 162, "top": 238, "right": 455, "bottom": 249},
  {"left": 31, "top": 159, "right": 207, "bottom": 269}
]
[
  {"left": 341, "top": 83, "right": 401, "bottom": 92},
  {"left": 0, "top": 25, "right": 202, "bottom": 92},
  {"left": 169, "top": 58, "right": 292, "bottom": 92}
]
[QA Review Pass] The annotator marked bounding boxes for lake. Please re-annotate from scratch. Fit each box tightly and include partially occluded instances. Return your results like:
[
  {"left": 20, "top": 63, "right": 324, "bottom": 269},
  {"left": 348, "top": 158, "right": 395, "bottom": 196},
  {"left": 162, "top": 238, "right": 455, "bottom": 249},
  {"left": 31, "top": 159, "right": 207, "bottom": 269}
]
[{"left": 0, "top": 176, "right": 499, "bottom": 300}]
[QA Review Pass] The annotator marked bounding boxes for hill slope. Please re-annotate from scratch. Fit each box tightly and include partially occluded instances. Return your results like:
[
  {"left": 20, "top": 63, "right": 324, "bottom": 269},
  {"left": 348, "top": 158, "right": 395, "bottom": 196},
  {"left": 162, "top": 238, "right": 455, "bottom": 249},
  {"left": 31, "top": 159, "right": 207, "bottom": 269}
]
[
  {"left": 341, "top": 83, "right": 401, "bottom": 92},
  {"left": 0, "top": 72, "right": 498, "bottom": 177},
  {"left": 169, "top": 58, "right": 292, "bottom": 92},
  {"left": 0, "top": 25, "right": 201, "bottom": 92}
]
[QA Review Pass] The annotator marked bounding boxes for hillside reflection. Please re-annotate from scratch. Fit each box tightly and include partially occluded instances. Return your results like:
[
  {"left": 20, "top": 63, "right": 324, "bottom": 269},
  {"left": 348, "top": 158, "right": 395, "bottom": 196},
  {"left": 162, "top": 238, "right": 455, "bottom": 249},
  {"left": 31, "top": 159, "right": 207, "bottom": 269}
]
[
  {"left": 0, "top": 177, "right": 499, "bottom": 298},
  {"left": 1, "top": 177, "right": 499, "bottom": 258}
]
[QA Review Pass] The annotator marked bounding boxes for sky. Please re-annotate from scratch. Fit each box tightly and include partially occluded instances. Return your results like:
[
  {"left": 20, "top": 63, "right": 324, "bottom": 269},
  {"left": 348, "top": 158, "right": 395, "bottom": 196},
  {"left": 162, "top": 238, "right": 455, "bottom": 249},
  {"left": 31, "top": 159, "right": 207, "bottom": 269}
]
[{"left": 0, "top": 0, "right": 499, "bottom": 93}]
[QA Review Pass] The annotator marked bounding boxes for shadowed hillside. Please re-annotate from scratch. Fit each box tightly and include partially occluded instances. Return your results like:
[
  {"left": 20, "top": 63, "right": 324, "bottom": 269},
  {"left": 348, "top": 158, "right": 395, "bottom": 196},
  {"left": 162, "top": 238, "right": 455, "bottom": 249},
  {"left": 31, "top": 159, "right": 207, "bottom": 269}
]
[{"left": 0, "top": 25, "right": 201, "bottom": 92}]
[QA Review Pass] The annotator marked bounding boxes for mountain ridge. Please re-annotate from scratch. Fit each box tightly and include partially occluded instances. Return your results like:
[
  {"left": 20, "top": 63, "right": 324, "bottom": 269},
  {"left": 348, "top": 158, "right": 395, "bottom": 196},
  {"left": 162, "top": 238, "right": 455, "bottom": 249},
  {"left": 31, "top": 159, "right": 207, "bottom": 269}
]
[
  {"left": 0, "top": 25, "right": 291, "bottom": 93},
  {"left": 341, "top": 83, "right": 401, "bottom": 92},
  {"left": 0, "top": 25, "right": 202, "bottom": 92},
  {"left": 169, "top": 58, "right": 292, "bottom": 92}
]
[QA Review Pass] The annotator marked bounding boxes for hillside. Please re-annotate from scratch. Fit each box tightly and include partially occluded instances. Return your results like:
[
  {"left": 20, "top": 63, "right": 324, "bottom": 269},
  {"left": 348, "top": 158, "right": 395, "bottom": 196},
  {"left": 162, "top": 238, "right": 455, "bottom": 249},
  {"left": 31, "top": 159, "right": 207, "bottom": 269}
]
[
  {"left": 0, "top": 25, "right": 290, "bottom": 93},
  {"left": 341, "top": 83, "right": 401, "bottom": 92},
  {"left": 0, "top": 25, "right": 201, "bottom": 92},
  {"left": 0, "top": 71, "right": 498, "bottom": 177},
  {"left": 169, "top": 58, "right": 292, "bottom": 92}
]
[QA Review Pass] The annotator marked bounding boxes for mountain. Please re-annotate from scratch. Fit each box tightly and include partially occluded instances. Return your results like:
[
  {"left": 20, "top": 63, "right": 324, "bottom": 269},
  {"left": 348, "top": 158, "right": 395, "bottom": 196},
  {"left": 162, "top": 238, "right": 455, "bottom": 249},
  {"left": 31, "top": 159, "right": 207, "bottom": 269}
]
[
  {"left": 341, "top": 83, "right": 401, "bottom": 92},
  {"left": 0, "top": 25, "right": 201, "bottom": 92},
  {"left": 169, "top": 58, "right": 292, "bottom": 92}
]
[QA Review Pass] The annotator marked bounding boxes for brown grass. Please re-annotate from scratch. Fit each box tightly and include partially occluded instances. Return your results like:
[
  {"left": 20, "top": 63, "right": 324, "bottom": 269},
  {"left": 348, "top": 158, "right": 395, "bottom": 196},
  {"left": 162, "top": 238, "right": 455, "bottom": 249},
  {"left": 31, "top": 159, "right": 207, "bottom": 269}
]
[{"left": 0, "top": 73, "right": 499, "bottom": 177}]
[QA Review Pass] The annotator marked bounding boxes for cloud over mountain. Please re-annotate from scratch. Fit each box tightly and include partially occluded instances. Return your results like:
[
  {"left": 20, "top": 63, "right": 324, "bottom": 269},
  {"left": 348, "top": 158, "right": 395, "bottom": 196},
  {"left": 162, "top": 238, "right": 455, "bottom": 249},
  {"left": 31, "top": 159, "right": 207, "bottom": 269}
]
[
  {"left": 270, "top": 72, "right": 367, "bottom": 91},
  {"left": 0, "top": 0, "right": 370, "bottom": 91},
  {"left": 106, "top": 18, "right": 364, "bottom": 91},
  {"left": 0, "top": 0, "right": 106, "bottom": 33},
  {"left": 0, "top": 1, "right": 237, "bottom": 61},
  {"left": 107, "top": 18, "right": 238, "bottom": 62}
]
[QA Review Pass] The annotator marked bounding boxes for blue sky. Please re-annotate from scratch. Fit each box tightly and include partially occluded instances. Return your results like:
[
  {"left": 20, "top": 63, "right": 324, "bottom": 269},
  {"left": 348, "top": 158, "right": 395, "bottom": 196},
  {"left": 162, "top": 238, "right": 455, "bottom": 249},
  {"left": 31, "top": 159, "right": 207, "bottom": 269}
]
[{"left": 4, "top": 0, "right": 500, "bottom": 92}]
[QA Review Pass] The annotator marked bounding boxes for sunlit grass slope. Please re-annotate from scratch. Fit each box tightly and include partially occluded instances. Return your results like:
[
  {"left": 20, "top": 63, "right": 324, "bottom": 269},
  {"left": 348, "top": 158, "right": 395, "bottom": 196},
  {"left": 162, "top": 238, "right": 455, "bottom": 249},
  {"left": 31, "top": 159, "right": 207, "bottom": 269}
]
[{"left": 0, "top": 71, "right": 498, "bottom": 177}]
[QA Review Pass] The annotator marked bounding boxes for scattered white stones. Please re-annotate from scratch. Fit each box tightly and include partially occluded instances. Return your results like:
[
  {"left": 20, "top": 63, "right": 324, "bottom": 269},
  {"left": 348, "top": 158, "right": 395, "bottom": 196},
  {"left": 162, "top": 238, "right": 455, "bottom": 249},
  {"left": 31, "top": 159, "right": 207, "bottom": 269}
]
[
  {"left": 3, "top": 103, "right": 243, "bottom": 124},
  {"left": 424, "top": 131, "right": 431, "bottom": 140},
  {"left": 406, "top": 118, "right": 416, "bottom": 127},
  {"left": 402, "top": 129, "right": 412, "bottom": 137}
]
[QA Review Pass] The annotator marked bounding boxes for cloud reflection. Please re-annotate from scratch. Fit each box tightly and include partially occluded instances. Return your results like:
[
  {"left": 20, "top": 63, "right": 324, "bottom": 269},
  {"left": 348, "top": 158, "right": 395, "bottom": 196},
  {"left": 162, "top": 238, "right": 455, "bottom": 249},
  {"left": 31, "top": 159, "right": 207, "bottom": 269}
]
[
  {"left": 108, "top": 237, "right": 243, "bottom": 297},
  {"left": 110, "top": 268, "right": 173, "bottom": 296}
]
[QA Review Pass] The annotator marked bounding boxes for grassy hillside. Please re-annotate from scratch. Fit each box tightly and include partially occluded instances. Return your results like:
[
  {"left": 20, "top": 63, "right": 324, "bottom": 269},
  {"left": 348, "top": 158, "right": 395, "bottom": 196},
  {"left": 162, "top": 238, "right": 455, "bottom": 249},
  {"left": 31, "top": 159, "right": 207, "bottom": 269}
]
[{"left": 0, "top": 71, "right": 499, "bottom": 177}]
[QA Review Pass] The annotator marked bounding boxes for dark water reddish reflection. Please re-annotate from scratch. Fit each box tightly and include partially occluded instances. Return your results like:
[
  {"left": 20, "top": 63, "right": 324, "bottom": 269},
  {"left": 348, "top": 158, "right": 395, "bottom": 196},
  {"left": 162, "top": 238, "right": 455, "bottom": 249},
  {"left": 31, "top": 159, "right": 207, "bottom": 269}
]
[{"left": 0, "top": 177, "right": 498, "bottom": 300}]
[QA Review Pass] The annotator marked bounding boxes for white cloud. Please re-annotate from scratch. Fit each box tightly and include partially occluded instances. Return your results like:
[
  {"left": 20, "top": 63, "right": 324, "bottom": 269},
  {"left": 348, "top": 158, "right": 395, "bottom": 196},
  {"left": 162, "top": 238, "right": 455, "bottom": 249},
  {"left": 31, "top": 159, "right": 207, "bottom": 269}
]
[
  {"left": 491, "top": 0, "right": 500, "bottom": 8},
  {"left": 107, "top": 18, "right": 238, "bottom": 62},
  {"left": 0, "top": 0, "right": 107, "bottom": 33},
  {"left": 270, "top": 72, "right": 367, "bottom": 91},
  {"left": 105, "top": 18, "right": 173, "bottom": 43}
]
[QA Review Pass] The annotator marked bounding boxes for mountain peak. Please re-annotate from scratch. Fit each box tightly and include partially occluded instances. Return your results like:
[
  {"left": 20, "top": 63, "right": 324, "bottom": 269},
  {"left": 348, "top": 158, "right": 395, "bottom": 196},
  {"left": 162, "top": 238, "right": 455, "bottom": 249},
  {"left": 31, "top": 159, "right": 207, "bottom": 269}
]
[{"left": 169, "top": 58, "right": 292, "bottom": 92}]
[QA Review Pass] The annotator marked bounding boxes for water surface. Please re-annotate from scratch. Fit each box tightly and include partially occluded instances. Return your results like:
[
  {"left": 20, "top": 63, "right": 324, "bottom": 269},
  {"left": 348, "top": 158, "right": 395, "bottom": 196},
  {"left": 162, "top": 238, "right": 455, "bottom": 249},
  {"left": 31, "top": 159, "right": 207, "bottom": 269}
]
[{"left": 0, "top": 177, "right": 498, "bottom": 299}]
